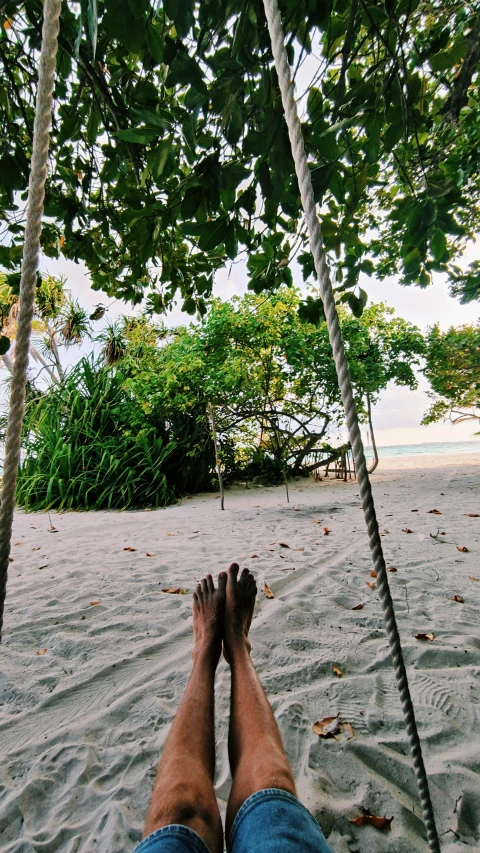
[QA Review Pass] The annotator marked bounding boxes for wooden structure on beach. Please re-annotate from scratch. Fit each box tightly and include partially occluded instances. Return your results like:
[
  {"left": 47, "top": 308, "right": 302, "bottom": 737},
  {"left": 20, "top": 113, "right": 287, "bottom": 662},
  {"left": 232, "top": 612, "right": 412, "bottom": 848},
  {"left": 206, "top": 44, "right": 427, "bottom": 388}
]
[{"left": 301, "top": 443, "right": 356, "bottom": 481}]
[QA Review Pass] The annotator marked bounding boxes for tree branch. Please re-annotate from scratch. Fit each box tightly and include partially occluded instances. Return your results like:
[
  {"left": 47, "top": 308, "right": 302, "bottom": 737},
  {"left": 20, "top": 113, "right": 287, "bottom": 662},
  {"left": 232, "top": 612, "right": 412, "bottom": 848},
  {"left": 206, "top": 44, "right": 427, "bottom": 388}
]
[{"left": 443, "top": 13, "right": 480, "bottom": 122}]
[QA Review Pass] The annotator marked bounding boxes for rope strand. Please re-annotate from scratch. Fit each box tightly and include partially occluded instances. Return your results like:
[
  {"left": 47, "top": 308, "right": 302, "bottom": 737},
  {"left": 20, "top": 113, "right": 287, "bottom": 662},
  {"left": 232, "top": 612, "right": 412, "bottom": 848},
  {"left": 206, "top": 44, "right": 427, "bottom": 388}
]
[
  {"left": 0, "top": 0, "right": 62, "bottom": 640},
  {"left": 261, "top": 0, "right": 440, "bottom": 849}
]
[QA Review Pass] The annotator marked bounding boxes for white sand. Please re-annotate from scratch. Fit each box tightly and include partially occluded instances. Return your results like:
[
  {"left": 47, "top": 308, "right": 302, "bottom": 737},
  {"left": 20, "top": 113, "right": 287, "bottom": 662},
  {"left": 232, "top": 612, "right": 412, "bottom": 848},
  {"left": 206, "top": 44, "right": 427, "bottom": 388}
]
[{"left": 0, "top": 452, "right": 479, "bottom": 852}]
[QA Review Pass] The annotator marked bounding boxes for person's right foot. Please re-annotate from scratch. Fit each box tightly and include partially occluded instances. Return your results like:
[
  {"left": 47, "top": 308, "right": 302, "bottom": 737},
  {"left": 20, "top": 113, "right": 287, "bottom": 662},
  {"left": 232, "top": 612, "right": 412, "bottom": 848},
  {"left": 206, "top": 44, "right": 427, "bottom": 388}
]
[{"left": 223, "top": 562, "right": 257, "bottom": 663}]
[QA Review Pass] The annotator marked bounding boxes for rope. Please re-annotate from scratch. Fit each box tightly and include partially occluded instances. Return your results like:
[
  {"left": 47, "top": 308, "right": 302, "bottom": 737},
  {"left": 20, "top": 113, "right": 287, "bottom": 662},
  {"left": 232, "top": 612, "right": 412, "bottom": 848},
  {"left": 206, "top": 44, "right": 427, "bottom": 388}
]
[
  {"left": 261, "top": 1, "right": 440, "bottom": 849},
  {"left": 0, "top": 0, "right": 62, "bottom": 641}
]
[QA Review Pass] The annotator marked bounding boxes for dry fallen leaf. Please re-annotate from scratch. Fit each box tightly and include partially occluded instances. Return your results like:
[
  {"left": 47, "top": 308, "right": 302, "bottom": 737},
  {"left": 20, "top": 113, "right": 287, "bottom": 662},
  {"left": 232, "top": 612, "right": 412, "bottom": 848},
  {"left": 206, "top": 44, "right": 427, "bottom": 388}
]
[
  {"left": 352, "top": 603, "right": 364, "bottom": 610},
  {"left": 469, "top": 576, "right": 479, "bottom": 582},
  {"left": 90, "top": 600, "right": 101, "bottom": 606},
  {"left": 123, "top": 546, "right": 136, "bottom": 552},
  {"left": 332, "top": 664, "right": 342, "bottom": 677},
  {"left": 402, "top": 528, "right": 413, "bottom": 533},
  {"left": 340, "top": 722, "right": 354, "bottom": 738},
  {"left": 457, "top": 546, "right": 469, "bottom": 553},
  {"left": 366, "top": 581, "right": 376, "bottom": 590},
  {"left": 145, "top": 552, "right": 156, "bottom": 557},
  {"left": 251, "top": 554, "right": 260, "bottom": 559},
  {"left": 370, "top": 570, "right": 377, "bottom": 578},
  {"left": 49, "top": 526, "right": 58, "bottom": 533},
  {"left": 388, "top": 567, "right": 397, "bottom": 572},
  {"left": 411, "top": 509, "right": 419, "bottom": 512},
  {"left": 415, "top": 632, "right": 435, "bottom": 642},
  {"left": 14, "top": 542, "right": 20, "bottom": 546},
  {"left": 323, "top": 527, "right": 331, "bottom": 535},
  {"left": 38, "top": 565, "right": 48, "bottom": 571},
  {"left": 37, "top": 648, "right": 47, "bottom": 656},
  {"left": 297, "top": 547, "right": 304, "bottom": 552},
  {"left": 428, "top": 509, "right": 442, "bottom": 514},
  {"left": 294, "top": 506, "right": 300, "bottom": 512},
  {"left": 451, "top": 594, "right": 464, "bottom": 603},
  {"left": 263, "top": 582, "right": 275, "bottom": 599},
  {"left": 8, "top": 557, "right": 13, "bottom": 562},
  {"left": 349, "top": 814, "right": 393, "bottom": 831},
  {"left": 279, "top": 542, "right": 290, "bottom": 548},
  {"left": 312, "top": 715, "right": 339, "bottom": 738},
  {"left": 465, "top": 513, "right": 480, "bottom": 517},
  {"left": 162, "top": 588, "right": 187, "bottom": 595},
  {"left": 32, "top": 547, "right": 40, "bottom": 551}
]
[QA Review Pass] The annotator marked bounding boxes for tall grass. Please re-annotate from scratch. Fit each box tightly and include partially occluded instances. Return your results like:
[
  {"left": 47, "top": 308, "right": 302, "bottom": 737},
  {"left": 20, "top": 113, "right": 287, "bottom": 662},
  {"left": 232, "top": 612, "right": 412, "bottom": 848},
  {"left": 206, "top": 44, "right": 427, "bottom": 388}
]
[{"left": 16, "top": 358, "right": 214, "bottom": 510}]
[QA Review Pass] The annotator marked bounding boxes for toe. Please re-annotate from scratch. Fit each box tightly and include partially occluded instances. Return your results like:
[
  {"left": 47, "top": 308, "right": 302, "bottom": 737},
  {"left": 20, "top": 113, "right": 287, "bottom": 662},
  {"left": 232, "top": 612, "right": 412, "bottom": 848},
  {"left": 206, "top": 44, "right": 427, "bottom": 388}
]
[
  {"left": 195, "top": 583, "right": 202, "bottom": 599},
  {"left": 228, "top": 562, "right": 240, "bottom": 581},
  {"left": 239, "top": 567, "right": 250, "bottom": 586},
  {"left": 206, "top": 574, "right": 214, "bottom": 593},
  {"left": 201, "top": 578, "right": 208, "bottom": 594},
  {"left": 218, "top": 572, "right": 227, "bottom": 593}
]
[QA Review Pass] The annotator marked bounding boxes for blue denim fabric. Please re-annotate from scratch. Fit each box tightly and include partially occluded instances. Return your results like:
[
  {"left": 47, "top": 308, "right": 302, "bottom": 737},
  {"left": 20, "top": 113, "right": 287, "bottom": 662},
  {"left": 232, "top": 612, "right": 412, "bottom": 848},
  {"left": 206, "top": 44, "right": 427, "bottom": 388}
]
[
  {"left": 133, "top": 824, "right": 210, "bottom": 853},
  {"left": 227, "top": 788, "right": 334, "bottom": 853},
  {"left": 133, "top": 788, "right": 333, "bottom": 853}
]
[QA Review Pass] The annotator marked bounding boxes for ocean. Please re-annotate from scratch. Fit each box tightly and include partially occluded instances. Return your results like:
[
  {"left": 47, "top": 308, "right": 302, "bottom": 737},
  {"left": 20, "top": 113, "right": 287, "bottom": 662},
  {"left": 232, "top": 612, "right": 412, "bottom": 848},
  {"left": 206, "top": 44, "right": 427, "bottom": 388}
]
[{"left": 373, "top": 440, "right": 479, "bottom": 459}]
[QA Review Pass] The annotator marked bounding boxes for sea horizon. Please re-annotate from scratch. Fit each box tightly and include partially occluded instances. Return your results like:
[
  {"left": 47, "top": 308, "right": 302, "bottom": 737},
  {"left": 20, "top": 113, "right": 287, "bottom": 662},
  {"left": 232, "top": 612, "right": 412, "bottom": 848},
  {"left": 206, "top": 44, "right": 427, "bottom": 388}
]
[{"left": 373, "top": 438, "right": 479, "bottom": 458}]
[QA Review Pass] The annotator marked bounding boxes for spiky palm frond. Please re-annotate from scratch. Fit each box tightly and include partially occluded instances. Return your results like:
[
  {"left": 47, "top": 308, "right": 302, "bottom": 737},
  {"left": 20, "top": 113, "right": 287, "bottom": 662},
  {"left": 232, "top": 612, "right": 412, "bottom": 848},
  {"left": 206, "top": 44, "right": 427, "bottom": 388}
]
[
  {"left": 97, "top": 321, "right": 127, "bottom": 365},
  {"left": 58, "top": 300, "right": 91, "bottom": 345}
]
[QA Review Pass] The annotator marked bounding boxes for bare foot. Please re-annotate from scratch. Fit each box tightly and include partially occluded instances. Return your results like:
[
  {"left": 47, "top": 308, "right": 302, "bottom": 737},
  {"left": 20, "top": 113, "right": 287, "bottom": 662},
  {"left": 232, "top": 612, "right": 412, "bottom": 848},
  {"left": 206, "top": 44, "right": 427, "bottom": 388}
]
[
  {"left": 223, "top": 563, "right": 257, "bottom": 663},
  {"left": 192, "top": 572, "right": 227, "bottom": 667}
]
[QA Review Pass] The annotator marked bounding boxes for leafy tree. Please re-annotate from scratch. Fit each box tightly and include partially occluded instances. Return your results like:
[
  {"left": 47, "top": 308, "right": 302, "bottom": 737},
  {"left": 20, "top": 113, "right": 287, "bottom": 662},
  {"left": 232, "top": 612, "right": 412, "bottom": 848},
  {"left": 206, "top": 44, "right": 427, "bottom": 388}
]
[
  {"left": 108, "top": 289, "right": 425, "bottom": 475},
  {"left": 0, "top": 272, "right": 91, "bottom": 383},
  {"left": 422, "top": 322, "right": 480, "bottom": 427},
  {"left": 0, "top": 0, "right": 479, "bottom": 316}
]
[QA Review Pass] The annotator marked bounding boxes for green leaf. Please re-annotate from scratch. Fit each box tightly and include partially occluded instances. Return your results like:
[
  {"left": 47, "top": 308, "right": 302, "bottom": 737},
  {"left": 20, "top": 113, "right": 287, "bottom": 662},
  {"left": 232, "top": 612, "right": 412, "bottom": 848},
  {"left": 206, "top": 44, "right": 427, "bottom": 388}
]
[
  {"left": 297, "top": 296, "right": 325, "bottom": 326},
  {"left": 0, "top": 335, "right": 11, "bottom": 355},
  {"left": 164, "top": 0, "right": 195, "bottom": 39},
  {"left": 127, "top": 0, "right": 149, "bottom": 19},
  {"left": 0, "top": 155, "right": 24, "bottom": 189},
  {"left": 165, "top": 49, "right": 206, "bottom": 93},
  {"left": 116, "top": 127, "right": 161, "bottom": 144},
  {"left": 346, "top": 292, "right": 364, "bottom": 317},
  {"left": 147, "top": 137, "right": 174, "bottom": 180},
  {"left": 145, "top": 25, "right": 164, "bottom": 64},
  {"left": 198, "top": 218, "right": 229, "bottom": 251},
  {"left": 307, "top": 87, "right": 323, "bottom": 123},
  {"left": 430, "top": 229, "right": 447, "bottom": 262}
]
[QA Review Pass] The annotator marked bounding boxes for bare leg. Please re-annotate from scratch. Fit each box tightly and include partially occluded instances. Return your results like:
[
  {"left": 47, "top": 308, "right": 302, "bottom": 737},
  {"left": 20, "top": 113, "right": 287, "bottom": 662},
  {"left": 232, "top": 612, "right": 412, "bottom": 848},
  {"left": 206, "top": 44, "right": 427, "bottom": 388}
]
[
  {"left": 223, "top": 563, "right": 296, "bottom": 840},
  {"left": 143, "top": 572, "right": 227, "bottom": 853}
]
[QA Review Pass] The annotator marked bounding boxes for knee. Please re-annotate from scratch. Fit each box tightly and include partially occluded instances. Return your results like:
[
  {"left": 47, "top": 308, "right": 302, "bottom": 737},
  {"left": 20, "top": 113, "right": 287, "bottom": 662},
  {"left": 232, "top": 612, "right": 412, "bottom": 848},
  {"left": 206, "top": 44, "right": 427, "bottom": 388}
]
[
  {"left": 254, "top": 767, "right": 296, "bottom": 797},
  {"left": 147, "top": 779, "right": 219, "bottom": 832}
]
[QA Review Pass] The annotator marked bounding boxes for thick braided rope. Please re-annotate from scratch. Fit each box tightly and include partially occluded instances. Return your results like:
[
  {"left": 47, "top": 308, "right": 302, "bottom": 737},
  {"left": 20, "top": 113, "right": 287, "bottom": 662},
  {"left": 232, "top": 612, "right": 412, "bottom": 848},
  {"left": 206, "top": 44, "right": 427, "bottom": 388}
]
[
  {"left": 0, "top": 0, "right": 62, "bottom": 641},
  {"left": 262, "top": 1, "right": 440, "bottom": 849}
]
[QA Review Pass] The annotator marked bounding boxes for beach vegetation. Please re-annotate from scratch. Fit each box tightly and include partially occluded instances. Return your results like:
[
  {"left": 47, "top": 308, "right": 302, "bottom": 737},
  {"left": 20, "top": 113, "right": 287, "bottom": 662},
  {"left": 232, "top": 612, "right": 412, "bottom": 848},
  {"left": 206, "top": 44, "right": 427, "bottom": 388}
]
[
  {"left": 14, "top": 291, "right": 425, "bottom": 509},
  {"left": 422, "top": 322, "right": 480, "bottom": 428}
]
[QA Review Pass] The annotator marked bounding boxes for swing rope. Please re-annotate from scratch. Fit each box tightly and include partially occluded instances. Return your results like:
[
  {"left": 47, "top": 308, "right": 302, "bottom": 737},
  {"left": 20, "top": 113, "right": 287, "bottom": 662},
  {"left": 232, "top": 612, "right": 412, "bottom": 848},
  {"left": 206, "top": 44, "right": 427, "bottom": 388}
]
[
  {"left": 261, "top": 1, "right": 440, "bottom": 849},
  {"left": 0, "top": 0, "right": 62, "bottom": 640}
]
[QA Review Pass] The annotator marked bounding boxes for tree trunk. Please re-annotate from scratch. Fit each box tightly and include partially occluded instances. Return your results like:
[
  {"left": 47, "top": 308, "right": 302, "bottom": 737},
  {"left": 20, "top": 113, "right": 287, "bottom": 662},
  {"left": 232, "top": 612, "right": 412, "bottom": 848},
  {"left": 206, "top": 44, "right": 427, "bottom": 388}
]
[
  {"left": 366, "top": 392, "right": 379, "bottom": 474},
  {"left": 208, "top": 403, "right": 225, "bottom": 510}
]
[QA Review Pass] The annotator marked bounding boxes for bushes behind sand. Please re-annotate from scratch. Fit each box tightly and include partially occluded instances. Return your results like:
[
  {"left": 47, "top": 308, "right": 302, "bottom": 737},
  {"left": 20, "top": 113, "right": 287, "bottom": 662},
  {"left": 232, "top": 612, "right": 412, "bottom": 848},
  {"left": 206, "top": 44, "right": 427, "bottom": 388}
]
[{"left": 16, "top": 358, "right": 214, "bottom": 510}]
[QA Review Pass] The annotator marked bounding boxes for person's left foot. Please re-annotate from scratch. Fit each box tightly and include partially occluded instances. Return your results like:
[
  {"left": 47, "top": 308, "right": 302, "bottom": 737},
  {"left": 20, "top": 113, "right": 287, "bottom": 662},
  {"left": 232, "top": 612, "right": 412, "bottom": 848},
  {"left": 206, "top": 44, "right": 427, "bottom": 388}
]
[{"left": 192, "top": 572, "right": 227, "bottom": 667}]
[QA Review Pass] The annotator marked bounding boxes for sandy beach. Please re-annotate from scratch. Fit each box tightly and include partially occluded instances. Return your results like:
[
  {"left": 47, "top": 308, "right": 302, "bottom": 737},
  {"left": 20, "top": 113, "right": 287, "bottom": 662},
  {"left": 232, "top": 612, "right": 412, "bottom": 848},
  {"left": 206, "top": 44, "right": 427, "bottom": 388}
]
[{"left": 0, "top": 452, "right": 479, "bottom": 852}]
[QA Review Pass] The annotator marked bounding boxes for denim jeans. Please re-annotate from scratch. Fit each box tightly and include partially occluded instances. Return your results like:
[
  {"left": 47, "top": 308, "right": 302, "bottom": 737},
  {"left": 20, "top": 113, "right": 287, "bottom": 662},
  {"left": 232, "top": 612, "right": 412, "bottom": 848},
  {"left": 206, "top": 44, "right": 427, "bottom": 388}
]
[{"left": 133, "top": 788, "right": 334, "bottom": 853}]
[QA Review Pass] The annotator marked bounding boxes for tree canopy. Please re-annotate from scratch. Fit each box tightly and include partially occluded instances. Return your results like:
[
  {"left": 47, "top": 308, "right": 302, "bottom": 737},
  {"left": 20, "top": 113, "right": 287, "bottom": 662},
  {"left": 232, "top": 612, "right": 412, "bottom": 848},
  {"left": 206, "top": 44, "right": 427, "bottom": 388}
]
[
  {"left": 0, "top": 0, "right": 479, "bottom": 317},
  {"left": 422, "top": 322, "right": 480, "bottom": 425}
]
